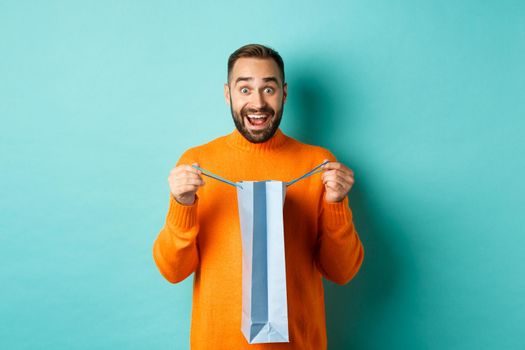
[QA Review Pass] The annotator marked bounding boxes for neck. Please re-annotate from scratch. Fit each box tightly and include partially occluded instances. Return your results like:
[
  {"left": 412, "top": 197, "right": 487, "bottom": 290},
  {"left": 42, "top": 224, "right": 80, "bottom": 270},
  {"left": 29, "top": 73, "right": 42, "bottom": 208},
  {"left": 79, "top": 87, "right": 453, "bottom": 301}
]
[{"left": 226, "top": 128, "right": 288, "bottom": 153}]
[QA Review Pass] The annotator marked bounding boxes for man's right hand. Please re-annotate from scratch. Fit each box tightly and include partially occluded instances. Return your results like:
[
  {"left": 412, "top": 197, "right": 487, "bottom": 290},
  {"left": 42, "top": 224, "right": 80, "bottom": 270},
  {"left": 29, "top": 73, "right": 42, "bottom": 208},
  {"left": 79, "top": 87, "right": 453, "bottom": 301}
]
[{"left": 168, "top": 163, "right": 205, "bottom": 205}]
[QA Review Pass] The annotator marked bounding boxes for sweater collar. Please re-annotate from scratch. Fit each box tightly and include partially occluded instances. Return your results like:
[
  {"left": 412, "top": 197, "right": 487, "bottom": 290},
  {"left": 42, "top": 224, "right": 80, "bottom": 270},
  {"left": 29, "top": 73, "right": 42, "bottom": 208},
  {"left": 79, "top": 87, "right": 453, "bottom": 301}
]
[{"left": 226, "top": 127, "right": 288, "bottom": 153}]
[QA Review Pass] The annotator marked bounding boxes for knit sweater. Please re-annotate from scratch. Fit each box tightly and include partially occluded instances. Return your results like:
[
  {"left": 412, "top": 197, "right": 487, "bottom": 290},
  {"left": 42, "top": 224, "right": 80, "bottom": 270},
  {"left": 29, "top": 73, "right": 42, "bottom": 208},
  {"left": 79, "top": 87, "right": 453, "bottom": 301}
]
[{"left": 153, "top": 128, "right": 364, "bottom": 350}]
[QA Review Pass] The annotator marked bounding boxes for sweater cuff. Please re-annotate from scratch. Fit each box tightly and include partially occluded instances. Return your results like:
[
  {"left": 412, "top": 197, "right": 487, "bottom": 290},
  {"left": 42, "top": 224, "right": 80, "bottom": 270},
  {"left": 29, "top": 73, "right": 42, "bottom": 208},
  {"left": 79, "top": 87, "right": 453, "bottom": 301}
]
[
  {"left": 166, "top": 194, "right": 198, "bottom": 230},
  {"left": 322, "top": 196, "right": 353, "bottom": 228}
]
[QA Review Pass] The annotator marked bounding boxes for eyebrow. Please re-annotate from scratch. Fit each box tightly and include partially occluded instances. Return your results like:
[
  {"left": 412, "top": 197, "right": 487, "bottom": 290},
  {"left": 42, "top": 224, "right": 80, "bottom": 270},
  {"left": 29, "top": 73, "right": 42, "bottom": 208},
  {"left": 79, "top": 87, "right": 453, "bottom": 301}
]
[
  {"left": 234, "top": 76, "right": 280, "bottom": 85},
  {"left": 262, "top": 77, "right": 279, "bottom": 85}
]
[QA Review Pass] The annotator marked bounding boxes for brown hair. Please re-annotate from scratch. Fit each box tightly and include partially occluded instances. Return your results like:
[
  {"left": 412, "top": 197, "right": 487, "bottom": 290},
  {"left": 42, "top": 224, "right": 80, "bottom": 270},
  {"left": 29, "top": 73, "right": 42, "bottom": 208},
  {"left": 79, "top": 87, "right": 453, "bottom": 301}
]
[{"left": 227, "top": 44, "right": 285, "bottom": 84}]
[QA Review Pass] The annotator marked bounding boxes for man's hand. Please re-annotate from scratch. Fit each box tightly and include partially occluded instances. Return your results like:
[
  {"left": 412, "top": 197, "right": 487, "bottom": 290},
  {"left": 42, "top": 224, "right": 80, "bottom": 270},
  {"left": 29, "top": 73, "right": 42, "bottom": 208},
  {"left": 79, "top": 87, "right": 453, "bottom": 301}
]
[
  {"left": 168, "top": 163, "right": 205, "bottom": 205},
  {"left": 321, "top": 159, "right": 355, "bottom": 203}
]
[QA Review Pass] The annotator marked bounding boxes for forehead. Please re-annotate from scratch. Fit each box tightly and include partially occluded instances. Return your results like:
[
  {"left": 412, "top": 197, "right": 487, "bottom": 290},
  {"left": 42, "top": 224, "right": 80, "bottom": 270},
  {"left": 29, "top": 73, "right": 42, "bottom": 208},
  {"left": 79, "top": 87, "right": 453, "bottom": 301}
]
[{"left": 230, "top": 58, "right": 282, "bottom": 82}]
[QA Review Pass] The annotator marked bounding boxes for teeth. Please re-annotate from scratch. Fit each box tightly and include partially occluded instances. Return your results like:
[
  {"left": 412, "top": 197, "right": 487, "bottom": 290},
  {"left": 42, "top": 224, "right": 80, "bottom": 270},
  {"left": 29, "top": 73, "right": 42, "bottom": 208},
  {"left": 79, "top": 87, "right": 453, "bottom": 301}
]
[{"left": 248, "top": 114, "right": 268, "bottom": 119}]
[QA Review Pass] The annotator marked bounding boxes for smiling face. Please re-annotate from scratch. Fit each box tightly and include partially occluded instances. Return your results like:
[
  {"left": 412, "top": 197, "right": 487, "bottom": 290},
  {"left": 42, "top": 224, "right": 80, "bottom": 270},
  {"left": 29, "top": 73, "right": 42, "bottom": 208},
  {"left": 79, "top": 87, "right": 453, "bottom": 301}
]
[{"left": 224, "top": 58, "right": 288, "bottom": 143}]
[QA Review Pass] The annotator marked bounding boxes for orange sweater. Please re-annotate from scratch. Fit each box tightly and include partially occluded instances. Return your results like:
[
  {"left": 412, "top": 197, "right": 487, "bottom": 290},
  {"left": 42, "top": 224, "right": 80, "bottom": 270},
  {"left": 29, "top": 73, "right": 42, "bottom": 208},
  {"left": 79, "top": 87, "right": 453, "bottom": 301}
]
[{"left": 153, "top": 128, "right": 364, "bottom": 349}]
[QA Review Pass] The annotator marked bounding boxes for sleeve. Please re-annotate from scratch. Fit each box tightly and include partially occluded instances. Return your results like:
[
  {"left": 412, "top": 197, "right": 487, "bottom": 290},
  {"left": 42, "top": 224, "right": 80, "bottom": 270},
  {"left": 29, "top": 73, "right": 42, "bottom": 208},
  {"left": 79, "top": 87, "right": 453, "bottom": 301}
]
[
  {"left": 152, "top": 150, "right": 200, "bottom": 283},
  {"left": 314, "top": 151, "right": 365, "bottom": 285},
  {"left": 315, "top": 197, "right": 364, "bottom": 285}
]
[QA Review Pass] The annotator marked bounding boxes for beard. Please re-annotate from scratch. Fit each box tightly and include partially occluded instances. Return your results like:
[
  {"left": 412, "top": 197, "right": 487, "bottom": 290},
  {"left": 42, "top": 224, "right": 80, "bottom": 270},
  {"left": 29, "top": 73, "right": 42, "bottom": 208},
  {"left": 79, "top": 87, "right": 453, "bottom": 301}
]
[{"left": 229, "top": 97, "right": 284, "bottom": 144}]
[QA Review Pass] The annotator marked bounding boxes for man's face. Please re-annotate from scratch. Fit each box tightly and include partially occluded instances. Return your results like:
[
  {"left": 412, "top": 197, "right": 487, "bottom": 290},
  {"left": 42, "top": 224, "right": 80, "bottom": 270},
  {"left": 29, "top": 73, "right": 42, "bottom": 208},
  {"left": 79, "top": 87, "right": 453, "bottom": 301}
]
[{"left": 224, "top": 58, "right": 288, "bottom": 143}]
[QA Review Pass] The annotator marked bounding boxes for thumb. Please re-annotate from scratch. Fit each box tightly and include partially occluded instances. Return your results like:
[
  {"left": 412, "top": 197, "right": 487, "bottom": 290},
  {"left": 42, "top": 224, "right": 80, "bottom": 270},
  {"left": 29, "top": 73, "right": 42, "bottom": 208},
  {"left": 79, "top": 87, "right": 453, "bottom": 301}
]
[{"left": 190, "top": 162, "right": 203, "bottom": 176}]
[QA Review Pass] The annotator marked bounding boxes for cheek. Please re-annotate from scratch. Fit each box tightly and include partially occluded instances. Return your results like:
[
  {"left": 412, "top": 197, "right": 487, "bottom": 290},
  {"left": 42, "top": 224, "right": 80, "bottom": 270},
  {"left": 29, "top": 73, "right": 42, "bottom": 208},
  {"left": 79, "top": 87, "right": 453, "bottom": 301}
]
[
  {"left": 270, "top": 96, "right": 284, "bottom": 108},
  {"left": 231, "top": 100, "right": 246, "bottom": 114},
  {"left": 231, "top": 94, "right": 246, "bottom": 106}
]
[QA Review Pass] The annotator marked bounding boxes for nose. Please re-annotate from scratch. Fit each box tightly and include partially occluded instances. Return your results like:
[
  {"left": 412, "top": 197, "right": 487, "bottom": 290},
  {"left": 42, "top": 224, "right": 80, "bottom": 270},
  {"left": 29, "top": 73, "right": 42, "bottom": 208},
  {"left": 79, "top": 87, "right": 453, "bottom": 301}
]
[{"left": 250, "top": 90, "right": 266, "bottom": 109}]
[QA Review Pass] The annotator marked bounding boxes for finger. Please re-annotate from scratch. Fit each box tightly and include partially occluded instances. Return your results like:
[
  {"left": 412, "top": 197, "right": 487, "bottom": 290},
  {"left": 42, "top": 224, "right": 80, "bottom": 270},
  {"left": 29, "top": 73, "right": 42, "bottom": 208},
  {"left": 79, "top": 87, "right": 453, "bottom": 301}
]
[
  {"left": 322, "top": 160, "right": 342, "bottom": 170},
  {"left": 323, "top": 168, "right": 354, "bottom": 183},
  {"left": 327, "top": 182, "right": 349, "bottom": 196},
  {"left": 322, "top": 172, "right": 348, "bottom": 186},
  {"left": 172, "top": 163, "right": 202, "bottom": 175},
  {"left": 171, "top": 169, "right": 204, "bottom": 181},
  {"left": 180, "top": 170, "right": 205, "bottom": 181},
  {"left": 339, "top": 170, "right": 354, "bottom": 184},
  {"left": 169, "top": 172, "right": 205, "bottom": 187},
  {"left": 170, "top": 170, "right": 204, "bottom": 184},
  {"left": 322, "top": 161, "right": 351, "bottom": 173},
  {"left": 190, "top": 162, "right": 202, "bottom": 175},
  {"left": 185, "top": 163, "right": 202, "bottom": 175},
  {"left": 325, "top": 180, "right": 345, "bottom": 193},
  {"left": 175, "top": 184, "right": 202, "bottom": 194},
  {"left": 321, "top": 169, "right": 337, "bottom": 180},
  {"left": 178, "top": 177, "right": 205, "bottom": 186},
  {"left": 169, "top": 169, "right": 202, "bottom": 183}
]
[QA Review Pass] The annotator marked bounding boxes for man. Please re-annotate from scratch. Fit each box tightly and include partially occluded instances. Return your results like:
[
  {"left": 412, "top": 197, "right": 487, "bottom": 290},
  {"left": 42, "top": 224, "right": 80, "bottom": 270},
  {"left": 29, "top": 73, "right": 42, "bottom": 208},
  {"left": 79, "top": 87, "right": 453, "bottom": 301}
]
[{"left": 153, "top": 44, "right": 364, "bottom": 349}]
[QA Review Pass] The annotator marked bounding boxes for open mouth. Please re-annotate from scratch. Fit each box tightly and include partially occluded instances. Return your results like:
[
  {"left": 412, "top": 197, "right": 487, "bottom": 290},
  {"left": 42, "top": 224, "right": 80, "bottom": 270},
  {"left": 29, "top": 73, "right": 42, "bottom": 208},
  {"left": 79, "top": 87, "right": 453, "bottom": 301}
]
[{"left": 245, "top": 114, "right": 271, "bottom": 129}]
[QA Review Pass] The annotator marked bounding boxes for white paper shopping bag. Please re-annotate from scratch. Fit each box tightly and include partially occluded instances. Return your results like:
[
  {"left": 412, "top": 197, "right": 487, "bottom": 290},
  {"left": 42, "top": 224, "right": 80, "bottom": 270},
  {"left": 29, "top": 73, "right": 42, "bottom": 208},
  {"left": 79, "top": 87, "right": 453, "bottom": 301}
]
[{"left": 237, "top": 181, "right": 289, "bottom": 343}]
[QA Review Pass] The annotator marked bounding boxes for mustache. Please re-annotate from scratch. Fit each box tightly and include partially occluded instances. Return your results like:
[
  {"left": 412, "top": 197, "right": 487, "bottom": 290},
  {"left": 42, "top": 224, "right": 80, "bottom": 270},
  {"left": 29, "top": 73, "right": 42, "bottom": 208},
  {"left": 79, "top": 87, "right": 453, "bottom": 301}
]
[{"left": 241, "top": 106, "right": 275, "bottom": 116}]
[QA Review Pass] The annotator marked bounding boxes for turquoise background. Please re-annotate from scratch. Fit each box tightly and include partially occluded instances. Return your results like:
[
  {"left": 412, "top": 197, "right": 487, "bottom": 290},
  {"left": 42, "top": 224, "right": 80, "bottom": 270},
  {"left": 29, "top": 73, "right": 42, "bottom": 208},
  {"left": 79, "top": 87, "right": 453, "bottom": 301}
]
[{"left": 1, "top": 1, "right": 524, "bottom": 349}]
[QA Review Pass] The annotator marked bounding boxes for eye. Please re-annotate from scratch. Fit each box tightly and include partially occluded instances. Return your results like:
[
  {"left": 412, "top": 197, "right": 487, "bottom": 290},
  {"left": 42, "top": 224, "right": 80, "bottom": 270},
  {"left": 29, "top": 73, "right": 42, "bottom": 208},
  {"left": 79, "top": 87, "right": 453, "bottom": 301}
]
[
  {"left": 264, "top": 87, "right": 274, "bottom": 94},
  {"left": 240, "top": 87, "right": 249, "bottom": 94}
]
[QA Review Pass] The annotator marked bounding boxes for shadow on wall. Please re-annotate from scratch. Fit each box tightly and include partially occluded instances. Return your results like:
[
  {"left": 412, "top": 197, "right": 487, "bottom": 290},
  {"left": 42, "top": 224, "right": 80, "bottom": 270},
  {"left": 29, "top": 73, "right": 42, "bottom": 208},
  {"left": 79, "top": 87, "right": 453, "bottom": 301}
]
[{"left": 286, "top": 61, "right": 409, "bottom": 349}]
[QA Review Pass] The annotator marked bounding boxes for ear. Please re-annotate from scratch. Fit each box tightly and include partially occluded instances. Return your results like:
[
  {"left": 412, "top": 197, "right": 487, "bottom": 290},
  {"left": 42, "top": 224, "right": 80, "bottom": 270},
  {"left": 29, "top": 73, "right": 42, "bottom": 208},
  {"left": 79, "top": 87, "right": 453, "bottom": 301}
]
[
  {"left": 224, "top": 83, "right": 231, "bottom": 105},
  {"left": 282, "top": 82, "right": 288, "bottom": 104}
]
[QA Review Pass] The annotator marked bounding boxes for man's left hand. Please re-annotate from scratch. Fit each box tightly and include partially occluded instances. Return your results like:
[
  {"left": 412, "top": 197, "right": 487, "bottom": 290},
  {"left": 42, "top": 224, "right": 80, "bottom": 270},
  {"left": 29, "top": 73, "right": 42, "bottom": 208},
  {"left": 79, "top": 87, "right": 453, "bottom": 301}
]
[{"left": 321, "top": 159, "right": 355, "bottom": 203}]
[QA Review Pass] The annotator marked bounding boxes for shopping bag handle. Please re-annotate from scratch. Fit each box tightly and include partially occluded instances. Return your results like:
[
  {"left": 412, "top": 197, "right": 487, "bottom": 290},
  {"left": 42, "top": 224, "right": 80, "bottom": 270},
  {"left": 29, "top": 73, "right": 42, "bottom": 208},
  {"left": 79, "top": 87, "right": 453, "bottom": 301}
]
[
  {"left": 285, "top": 160, "right": 328, "bottom": 187},
  {"left": 191, "top": 165, "right": 243, "bottom": 189},
  {"left": 191, "top": 160, "right": 329, "bottom": 189}
]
